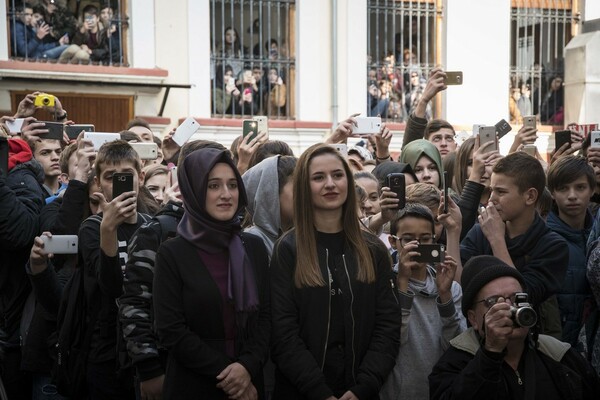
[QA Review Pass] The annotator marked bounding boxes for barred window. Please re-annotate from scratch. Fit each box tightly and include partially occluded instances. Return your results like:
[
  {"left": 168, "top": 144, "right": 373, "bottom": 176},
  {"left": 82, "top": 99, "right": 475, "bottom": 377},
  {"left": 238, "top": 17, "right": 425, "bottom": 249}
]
[
  {"left": 509, "top": 0, "right": 574, "bottom": 126},
  {"left": 367, "top": 0, "right": 438, "bottom": 122},
  {"left": 210, "top": 0, "right": 296, "bottom": 120},
  {"left": 7, "top": 0, "right": 129, "bottom": 66}
]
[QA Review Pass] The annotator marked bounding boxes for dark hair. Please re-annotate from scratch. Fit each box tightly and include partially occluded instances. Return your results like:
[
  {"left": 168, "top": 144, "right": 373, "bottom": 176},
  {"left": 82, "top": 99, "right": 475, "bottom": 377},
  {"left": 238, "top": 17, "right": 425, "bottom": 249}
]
[
  {"left": 354, "top": 171, "right": 380, "bottom": 192},
  {"left": 126, "top": 118, "right": 151, "bottom": 131},
  {"left": 248, "top": 140, "right": 294, "bottom": 169},
  {"left": 536, "top": 187, "right": 553, "bottom": 220},
  {"left": 443, "top": 152, "right": 456, "bottom": 191},
  {"left": 389, "top": 203, "right": 435, "bottom": 237},
  {"left": 547, "top": 155, "right": 595, "bottom": 193},
  {"left": 119, "top": 130, "right": 141, "bottom": 143},
  {"left": 59, "top": 142, "right": 78, "bottom": 175},
  {"left": 223, "top": 26, "right": 241, "bottom": 53},
  {"left": 215, "top": 64, "right": 234, "bottom": 87},
  {"left": 424, "top": 119, "right": 455, "bottom": 140},
  {"left": 265, "top": 38, "right": 278, "bottom": 50},
  {"left": 453, "top": 137, "right": 475, "bottom": 194},
  {"left": 492, "top": 152, "right": 546, "bottom": 203},
  {"left": 177, "top": 139, "right": 228, "bottom": 166},
  {"left": 82, "top": 4, "right": 99, "bottom": 16},
  {"left": 152, "top": 135, "right": 162, "bottom": 148},
  {"left": 94, "top": 140, "right": 141, "bottom": 177},
  {"left": 32, "top": 4, "right": 45, "bottom": 16},
  {"left": 277, "top": 155, "right": 297, "bottom": 194},
  {"left": 371, "top": 161, "right": 417, "bottom": 188}
]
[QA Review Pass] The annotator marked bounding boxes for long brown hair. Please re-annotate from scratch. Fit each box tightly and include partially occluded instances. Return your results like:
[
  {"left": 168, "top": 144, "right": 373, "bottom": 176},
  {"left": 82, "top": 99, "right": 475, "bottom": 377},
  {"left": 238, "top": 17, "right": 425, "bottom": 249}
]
[{"left": 293, "top": 143, "right": 375, "bottom": 287}]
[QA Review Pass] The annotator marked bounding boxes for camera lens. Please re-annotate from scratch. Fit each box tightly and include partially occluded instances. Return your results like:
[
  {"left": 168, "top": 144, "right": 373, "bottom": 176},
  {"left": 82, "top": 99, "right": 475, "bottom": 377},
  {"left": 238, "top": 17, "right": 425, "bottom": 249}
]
[
  {"left": 42, "top": 97, "right": 50, "bottom": 105},
  {"left": 512, "top": 306, "right": 537, "bottom": 328}
]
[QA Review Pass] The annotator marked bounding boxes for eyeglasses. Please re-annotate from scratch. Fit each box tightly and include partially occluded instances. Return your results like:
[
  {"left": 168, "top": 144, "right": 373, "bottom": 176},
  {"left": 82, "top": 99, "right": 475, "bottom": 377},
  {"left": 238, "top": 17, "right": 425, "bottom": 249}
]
[
  {"left": 390, "top": 235, "right": 435, "bottom": 247},
  {"left": 474, "top": 292, "right": 519, "bottom": 308}
]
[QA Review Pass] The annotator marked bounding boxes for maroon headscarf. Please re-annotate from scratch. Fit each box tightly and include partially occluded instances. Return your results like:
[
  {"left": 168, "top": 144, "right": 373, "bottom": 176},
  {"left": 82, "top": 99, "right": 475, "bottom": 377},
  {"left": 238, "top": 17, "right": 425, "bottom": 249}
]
[{"left": 177, "top": 148, "right": 259, "bottom": 314}]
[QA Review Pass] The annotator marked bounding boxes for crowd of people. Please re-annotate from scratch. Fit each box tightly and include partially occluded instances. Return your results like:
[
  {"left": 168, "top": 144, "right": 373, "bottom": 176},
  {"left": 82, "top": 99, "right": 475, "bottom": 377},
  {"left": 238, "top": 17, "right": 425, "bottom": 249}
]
[
  {"left": 9, "top": 0, "right": 122, "bottom": 65},
  {"left": 211, "top": 26, "right": 288, "bottom": 118},
  {"left": 1, "top": 66, "right": 600, "bottom": 400}
]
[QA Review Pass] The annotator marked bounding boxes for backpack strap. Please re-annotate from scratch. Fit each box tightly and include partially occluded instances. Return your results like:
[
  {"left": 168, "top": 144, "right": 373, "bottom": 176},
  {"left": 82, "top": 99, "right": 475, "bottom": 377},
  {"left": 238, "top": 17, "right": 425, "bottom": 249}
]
[{"left": 155, "top": 214, "right": 179, "bottom": 242}]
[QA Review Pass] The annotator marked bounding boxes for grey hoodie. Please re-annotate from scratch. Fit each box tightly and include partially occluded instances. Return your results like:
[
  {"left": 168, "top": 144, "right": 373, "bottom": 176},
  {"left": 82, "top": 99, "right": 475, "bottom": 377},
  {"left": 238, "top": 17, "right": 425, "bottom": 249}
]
[{"left": 242, "top": 155, "right": 282, "bottom": 256}]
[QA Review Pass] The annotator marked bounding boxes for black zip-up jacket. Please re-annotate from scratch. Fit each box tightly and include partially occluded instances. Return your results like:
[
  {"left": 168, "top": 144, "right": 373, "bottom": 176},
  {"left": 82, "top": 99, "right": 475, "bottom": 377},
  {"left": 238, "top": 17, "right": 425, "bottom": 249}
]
[{"left": 270, "top": 230, "right": 401, "bottom": 400}]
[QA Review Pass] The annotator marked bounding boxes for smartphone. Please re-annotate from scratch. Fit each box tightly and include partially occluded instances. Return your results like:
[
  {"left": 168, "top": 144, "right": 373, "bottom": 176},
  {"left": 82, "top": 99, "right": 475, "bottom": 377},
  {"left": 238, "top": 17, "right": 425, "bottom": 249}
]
[
  {"left": 331, "top": 143, "right": 348, "bottom": 158},
  {"left": 65, "top": 124, "right": 95, "bottom": 140},
  {"left": 112, "top": 172, "right": 134, "bottom": 199},
  {"left": 522, "top": 144, "right": 536, "bottom": 156},
  {"left": 444, "top": 71, "right": 463, "bottom": 85},
  {"left": 413, "top": 243, "right": 446, "bottom": 264},
  {"left": 83, "top": 132, "right": 120, "bottom": 151},
  {"left": 41, "top": 235, "right": 78, "bottom": 255},
  {"left": 130, "top": 142, "right": 158, "bottom": 160},
  {"left": 386, "top": 173, "right": 406, "bottom": 210},
  {"left": 40, "top": 121, "right": 64, "bottom": 141},
  {"left": 243, "top": 120, "right": 259, "bottom": 142},
  {"left": 253, "top": 116, "right": 268, "bottom": 135},
  {"left": 478, "top": 126, "right": 498, "bottom": 152},
  {"left": 6, "top": 118, "right": 24, "bottom": 134},
  {"left": 353, "top": 116, "right": 382, "bottom": 136},
  {"left": 523, "top": 115, "right": 536, "bottom": 130},
  {"left": 170, "top": 166, "right": 178, "bottom": 186},
  {"left": 472, "top": 124, "right": 484, "bottom": 138},
  {"left": 591, "top": 131, "right": 600, "bottom": 149},
  {"left": 172, "top": 117, "right": 200, "bottom": 147},
  {"left": 0, "top": 137, "right": 8, "bottom": 179},
  {"left": 555, "top": 130, "right": 571, "bottom": 150},
  {"left": 443, "top": 171, "right": 449, "bottom": 214},
  {"left": 495, "top": 119, "right": 512, "bottom": 139}
]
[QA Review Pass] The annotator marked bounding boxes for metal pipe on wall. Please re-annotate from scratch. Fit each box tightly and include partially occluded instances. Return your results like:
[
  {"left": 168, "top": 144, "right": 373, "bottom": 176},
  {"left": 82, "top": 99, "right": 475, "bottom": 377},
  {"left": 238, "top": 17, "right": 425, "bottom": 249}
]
[{"left": 332, "top": 0, "right": 338, "bottom": 129}]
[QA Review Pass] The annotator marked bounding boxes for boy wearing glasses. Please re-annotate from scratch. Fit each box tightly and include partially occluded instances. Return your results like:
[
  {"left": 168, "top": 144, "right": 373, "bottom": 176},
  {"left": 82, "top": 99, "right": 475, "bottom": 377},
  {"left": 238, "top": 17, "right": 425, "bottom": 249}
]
[
  {"left": 460, "top": 152, "right": 568, "bottom": 337},
  {"left": 429, "top": 255, "right": 600, "bottom": 399},
  {"left": 380, "top": 203, "right": 465, "bottom": 400}
]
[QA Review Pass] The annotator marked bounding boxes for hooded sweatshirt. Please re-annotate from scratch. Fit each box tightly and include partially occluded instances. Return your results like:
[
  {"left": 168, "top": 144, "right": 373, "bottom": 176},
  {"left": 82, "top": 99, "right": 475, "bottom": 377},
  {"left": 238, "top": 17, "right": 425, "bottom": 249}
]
[
  {"left": 399, "top": 139, "right": 444, "bottom": 189},
  {"left": 242, "top": 155, "right": 282, "bottom": 255}
]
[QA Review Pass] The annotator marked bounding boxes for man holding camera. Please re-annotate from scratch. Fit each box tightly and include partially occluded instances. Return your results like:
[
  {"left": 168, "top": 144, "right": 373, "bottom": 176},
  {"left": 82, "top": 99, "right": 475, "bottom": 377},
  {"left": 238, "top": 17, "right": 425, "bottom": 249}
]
[{"left": 429, "top": 255, "right": 600, "bottom": 400}]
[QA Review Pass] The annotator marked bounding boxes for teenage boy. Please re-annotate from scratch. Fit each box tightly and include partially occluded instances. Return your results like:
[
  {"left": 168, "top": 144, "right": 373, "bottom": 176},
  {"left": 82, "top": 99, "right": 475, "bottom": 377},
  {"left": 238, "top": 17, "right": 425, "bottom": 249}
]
[
  {"left": 546, "top": 155, "right": 596, "bottom": 346},
  {"left": 79, "top": 140, "right": 149, "bottom": 399},
  {"left": 30, "top": 138, "right": 65, "bottom": 202},
  {"left": 380, "top": 202, "right": 465, "bottom": 400},
  {"left": 461, "top": 152, "right": 569, "bottom": 336}
]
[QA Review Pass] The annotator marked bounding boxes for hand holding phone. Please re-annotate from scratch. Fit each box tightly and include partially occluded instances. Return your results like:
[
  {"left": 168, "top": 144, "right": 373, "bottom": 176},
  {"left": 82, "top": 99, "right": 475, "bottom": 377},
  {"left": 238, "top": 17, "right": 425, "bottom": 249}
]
[
  {"left": 41, "top": 235, "right": 78, "bottom": 255},
  {"left": 478, "top": 126, "right": 498, "bottom": 152},
  {"left": 172, "top": 117, "right": 199, "bottom": 147},
  {"left": 386, "top": 173, "right": 406, "bottom": 210},
  {"left": 444, "top": 71, "right": 463, "bottom": 85},
  {"left": 353, "top": 116, "right": 382, "bottom": 136},
  {"left": 413, "top": 243, "right": 445, "bottom": 264}
]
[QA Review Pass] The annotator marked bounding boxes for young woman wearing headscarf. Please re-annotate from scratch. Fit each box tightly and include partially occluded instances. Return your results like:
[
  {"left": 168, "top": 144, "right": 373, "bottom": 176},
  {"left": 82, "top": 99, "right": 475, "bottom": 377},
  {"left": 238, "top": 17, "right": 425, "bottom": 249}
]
[{"left": 153, "top": 148, "right": 270, "bottom": 399}]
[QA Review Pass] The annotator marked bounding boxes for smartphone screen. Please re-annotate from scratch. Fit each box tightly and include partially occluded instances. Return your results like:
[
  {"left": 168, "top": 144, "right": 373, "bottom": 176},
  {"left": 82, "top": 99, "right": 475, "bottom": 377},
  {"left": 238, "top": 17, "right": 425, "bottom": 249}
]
[
  {"left": 386, "top": 173, "right": 405, "bottom": 210},
  {"left": 40, "top": 121, "right": 64, "bottom": 141},
  {"left": 0, "top": 137, "right": 9, "bottom": 178},
  {"left": 112, "top": 172, "right": 134, "bottom": 199},
  {"left": 443, "top": 171, "right": 449, "bottom": 213},
  {"left": 65, "top": 124, "right": 95, "bottom": 140},
  {"left": 555, "top": 130, "right": 571, "bottom": 150},
  {"left": 243, "top": 120, "right": 258, "bottom": 142}
]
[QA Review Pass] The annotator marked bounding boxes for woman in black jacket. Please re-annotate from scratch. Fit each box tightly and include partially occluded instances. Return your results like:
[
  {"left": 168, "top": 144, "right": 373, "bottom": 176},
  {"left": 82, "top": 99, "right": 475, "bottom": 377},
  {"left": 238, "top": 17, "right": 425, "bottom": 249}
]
[
  {"left": 153, "top": 148, "right": 270, "bottom": 399},
  {"left": 270, "top": 143, "right": 401, "bottom": 400}
]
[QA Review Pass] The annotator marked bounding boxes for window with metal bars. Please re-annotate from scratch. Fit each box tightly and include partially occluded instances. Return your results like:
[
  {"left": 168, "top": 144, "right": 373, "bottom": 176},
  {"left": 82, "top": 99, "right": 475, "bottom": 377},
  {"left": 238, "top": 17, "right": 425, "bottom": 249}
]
[
  {"left": 6, "top": 0, "right": 129, "bottom": 66},
  {"left": 509, "top": 0, "right": 575, "bottom": 126},
  {"left": 210, "top": 0, "right": 295, "bottom": 120},
  {"left": 367, "top": 0, "right": 438, "bottom": 123}
]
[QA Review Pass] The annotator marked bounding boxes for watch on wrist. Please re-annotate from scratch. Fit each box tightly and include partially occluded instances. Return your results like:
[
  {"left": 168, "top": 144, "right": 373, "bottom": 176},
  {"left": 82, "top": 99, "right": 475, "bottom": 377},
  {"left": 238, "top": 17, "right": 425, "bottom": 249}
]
[{"left": 56, "top": 111, "right": 67, "bottom": 121}]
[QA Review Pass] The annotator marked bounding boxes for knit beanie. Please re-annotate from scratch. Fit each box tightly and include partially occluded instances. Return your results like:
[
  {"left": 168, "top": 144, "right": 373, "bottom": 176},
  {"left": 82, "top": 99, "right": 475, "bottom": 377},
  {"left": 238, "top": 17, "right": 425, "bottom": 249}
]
[{"left": 461, "top": 255, "right": 526, "bottom": 317}]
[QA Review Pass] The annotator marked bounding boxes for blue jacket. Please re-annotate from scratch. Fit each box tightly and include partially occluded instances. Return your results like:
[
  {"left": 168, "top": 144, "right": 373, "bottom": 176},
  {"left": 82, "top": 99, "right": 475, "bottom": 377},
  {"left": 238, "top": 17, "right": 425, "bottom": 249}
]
[
  {"left": 10, "top": 20, "right": 58, "bottom": 58},
  {"left": 547, "top": 211, "right": 595, "bottom": 346}
]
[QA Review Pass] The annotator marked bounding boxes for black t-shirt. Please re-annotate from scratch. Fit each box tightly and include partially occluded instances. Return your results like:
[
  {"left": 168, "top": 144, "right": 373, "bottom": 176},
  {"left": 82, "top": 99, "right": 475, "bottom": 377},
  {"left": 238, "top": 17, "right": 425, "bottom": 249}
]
[{"left": 317, "top": 230, "right": 347, "bottom": 395}]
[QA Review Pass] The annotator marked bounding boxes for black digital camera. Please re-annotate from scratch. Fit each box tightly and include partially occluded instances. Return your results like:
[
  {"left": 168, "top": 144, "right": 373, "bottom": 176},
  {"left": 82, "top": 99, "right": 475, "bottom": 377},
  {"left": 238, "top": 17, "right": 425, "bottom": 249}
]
[{"left": 510, "top": 293, "right": 537, "bottom": 328}]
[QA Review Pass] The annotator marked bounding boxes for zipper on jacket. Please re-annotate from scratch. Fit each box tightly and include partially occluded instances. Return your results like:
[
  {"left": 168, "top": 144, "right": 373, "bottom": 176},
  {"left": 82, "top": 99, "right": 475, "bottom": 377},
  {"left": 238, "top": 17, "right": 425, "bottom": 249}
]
[
  {"left": 321, "top": 249, "right": 332, "bottom": 371},
  {"left": 390, "top": 278, "right": 399, "bottom": 304},
  {"left": 342, "top": 254, "right": 357, "bottom": 384},
  {"left": 514, "top": 369, "right": 523, "bottom": 385}
]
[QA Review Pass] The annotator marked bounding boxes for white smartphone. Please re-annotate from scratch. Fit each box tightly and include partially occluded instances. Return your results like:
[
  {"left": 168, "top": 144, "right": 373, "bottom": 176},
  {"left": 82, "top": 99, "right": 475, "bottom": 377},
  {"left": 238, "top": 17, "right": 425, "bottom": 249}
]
[
  {"left": 6, "top": 118, "right": 24, "bottom": 134},
  {"left": 41, "top": 235, "right": 78, "bottom": 254},
  {"left": 478, "top": 126, "right": 498, "bottom": 152},
  {"left": 130, "top": 142, "right": 158, "bottom": 160},
  {"left": 330, "top": 143, "right": 348, "bottom": 158},
  {"left": 252, "top": 116, "right": 268, "bottom": 135},
  {"left": 172, "top": 117, "right": 199, "bottom": 147},
  {"left": 84, "top": 132, "right": 120, "bottom": 151},
  {"left": 591, "top": 131, "right": 600, "bottom": 149},
  {"left": 472, "top": 124, "right": 484, "bottom": 138},
  {"left": 522, "top": 144, "right": 536, "bottom": 156},
  {"left": 170, "top": 166, "right": 178, "bottom": 185},
  {"left": 353, "top": 116, "right": 382, "bottom": 136}
]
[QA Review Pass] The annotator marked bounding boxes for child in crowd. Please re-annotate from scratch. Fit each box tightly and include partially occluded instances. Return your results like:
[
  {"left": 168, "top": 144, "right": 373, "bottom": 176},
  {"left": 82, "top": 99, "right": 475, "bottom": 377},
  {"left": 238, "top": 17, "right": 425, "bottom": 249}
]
[
  {"left": 546, "top": 155, "right": 596, "bottom": 346},
  {"left": 381, "top": 203, "right": 465, "bottom": 400},
  {"left": 461, "top": 152, "right": 569, "bottom": 337}
]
